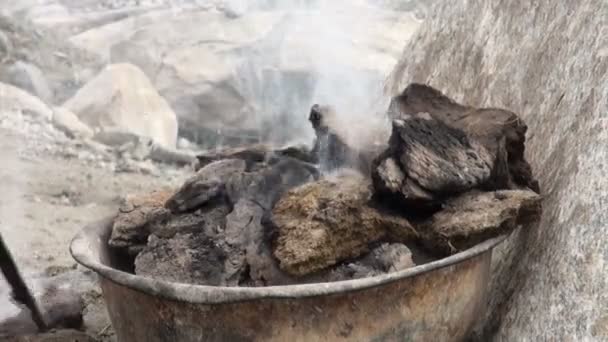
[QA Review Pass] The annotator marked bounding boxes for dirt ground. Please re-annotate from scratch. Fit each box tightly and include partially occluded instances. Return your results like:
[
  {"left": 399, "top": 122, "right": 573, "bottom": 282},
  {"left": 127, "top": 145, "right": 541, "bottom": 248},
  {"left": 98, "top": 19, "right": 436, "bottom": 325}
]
[
  {"left": 0, "top": 116, "right": 190, "bottom": 340},
  {"left": 0, "top": 129, "right": 187, "bottom": 272}
]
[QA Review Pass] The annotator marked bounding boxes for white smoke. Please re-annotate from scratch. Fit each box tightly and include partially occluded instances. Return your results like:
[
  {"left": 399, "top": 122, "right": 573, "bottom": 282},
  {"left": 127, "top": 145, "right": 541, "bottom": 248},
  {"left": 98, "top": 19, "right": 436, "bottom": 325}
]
[{"left": 215, "top": 0, "right": 420, "bottom": 148}]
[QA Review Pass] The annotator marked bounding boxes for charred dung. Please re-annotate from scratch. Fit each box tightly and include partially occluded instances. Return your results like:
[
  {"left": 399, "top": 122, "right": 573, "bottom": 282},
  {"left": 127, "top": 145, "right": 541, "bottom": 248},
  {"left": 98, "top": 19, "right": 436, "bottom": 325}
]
[{"left": 108, "top": 83, "right": 542, "bottom": 286}]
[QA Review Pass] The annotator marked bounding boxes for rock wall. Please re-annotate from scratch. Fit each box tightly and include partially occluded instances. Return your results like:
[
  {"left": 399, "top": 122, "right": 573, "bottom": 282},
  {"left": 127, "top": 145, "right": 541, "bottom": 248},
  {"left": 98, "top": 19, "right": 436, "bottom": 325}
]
[{"left": 386, "top": 0, "right": 607, "bottom": 340}]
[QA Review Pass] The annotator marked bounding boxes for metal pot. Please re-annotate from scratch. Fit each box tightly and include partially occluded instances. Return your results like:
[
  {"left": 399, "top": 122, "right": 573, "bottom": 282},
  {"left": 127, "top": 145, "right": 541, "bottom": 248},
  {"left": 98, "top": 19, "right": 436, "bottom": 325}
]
[{"left": 71, "top": 218, "right": 504, "bottom": 342}]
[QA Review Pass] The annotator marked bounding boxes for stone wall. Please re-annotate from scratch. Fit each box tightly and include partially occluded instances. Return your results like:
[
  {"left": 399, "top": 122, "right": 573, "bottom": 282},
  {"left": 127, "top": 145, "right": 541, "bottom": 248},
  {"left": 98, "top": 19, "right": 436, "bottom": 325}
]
[{"left": 386, "top": 0, "right": 607, "bottom": 340}]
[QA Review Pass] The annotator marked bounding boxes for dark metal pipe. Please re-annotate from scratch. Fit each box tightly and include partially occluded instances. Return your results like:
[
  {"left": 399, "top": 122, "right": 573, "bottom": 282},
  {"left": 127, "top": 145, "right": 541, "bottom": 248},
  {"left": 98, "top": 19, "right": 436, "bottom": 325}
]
[{"left": 0, "top": 234, "right": 47, "bottom": 332}]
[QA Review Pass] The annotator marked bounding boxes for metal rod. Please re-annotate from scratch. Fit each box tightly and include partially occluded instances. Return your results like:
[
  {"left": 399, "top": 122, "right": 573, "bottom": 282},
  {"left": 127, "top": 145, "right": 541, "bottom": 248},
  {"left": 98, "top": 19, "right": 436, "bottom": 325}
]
[{"left": 0, "top": 234, "right": 47, "bottom": 332}]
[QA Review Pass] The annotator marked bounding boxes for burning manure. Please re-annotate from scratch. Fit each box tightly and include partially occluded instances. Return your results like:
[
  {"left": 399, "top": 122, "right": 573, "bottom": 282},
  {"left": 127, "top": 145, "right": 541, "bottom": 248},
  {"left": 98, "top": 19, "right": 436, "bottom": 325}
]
[{"left": 108, "top": 83, "right": 542, "bottom": 286}]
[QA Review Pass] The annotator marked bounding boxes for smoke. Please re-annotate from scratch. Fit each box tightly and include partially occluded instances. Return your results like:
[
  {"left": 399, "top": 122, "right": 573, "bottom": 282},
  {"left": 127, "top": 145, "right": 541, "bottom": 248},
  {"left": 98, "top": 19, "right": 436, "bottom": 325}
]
[{"left": 220, "top": 0, "right": 420, "bottom": 148}]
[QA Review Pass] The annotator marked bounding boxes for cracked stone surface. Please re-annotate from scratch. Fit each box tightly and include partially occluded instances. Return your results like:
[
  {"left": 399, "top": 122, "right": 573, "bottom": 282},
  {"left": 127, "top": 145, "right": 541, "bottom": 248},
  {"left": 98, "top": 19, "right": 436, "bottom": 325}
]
[{"left": 387, "top": 0, "right": 608, "bottom": 340}]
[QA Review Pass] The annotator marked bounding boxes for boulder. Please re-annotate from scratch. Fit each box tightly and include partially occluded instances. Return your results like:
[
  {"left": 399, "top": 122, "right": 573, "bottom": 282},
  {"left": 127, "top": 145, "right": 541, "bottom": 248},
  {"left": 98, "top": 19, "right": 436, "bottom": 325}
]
[
  {"left": 0, "top": 82, "right": 53, "bottom": 120},
  {"left": 5, "top": 61, "right": 53, "bottom": 103},
  {"left": 271, "top": 171, "right": 418, "bottom": 276},
  {"left": 386, "top": 0, "right": 607, "bottom": 339},
  {"left": 419, "top": 190, "right": 542, "bottom": 255},
  {"left": 51, "top": 107, "right": 93, "bottom": 139},
  {"left": 62, "top": 63, "right": 178, "bottom": 148}
]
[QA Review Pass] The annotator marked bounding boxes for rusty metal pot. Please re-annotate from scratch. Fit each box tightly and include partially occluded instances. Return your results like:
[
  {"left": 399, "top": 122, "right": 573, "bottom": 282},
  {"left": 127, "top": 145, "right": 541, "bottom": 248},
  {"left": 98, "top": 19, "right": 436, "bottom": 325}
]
[{"left": 70, "top": 218, "right": 505, "bottom": 342}]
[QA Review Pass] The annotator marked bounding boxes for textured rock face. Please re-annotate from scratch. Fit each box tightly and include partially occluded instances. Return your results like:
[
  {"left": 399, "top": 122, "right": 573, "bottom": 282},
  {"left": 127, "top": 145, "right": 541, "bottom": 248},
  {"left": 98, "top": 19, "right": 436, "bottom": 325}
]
[
  {"left": 63, "top": 63, "right": 179, "bottom": 148},
  {"left": 387, "top": 0, "right": 607, "bottom": 340}
]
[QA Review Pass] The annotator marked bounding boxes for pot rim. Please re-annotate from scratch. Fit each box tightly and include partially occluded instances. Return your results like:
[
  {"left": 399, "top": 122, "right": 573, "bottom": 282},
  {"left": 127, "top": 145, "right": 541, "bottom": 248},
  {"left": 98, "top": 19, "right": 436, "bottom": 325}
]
[{"left": 70, "top": 218, "right": 506, "bottom": 304}]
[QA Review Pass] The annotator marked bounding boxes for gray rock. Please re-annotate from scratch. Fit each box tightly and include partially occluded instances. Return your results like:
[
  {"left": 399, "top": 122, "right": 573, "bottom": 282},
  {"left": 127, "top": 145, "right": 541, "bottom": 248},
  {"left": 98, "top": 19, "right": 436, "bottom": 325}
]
[
  {"left": 386, "top": 0, "right": 608, "bottom": 340},
  {"left": 63, "top": 63, "right": 179, "bottom": 148},
  {"left": 5, "top": 61, "right": 53, "bottom": 103}
]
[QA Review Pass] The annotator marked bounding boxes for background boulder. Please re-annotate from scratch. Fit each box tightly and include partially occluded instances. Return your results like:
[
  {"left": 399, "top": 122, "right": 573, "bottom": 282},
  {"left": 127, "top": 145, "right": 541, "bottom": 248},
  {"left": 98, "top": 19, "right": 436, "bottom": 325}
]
[
  {"left": 63, "top": 63, "right": 179, "bottom": 148},
  {"left": 386, "top": 0, "right": 607, "bottom": 339}
]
